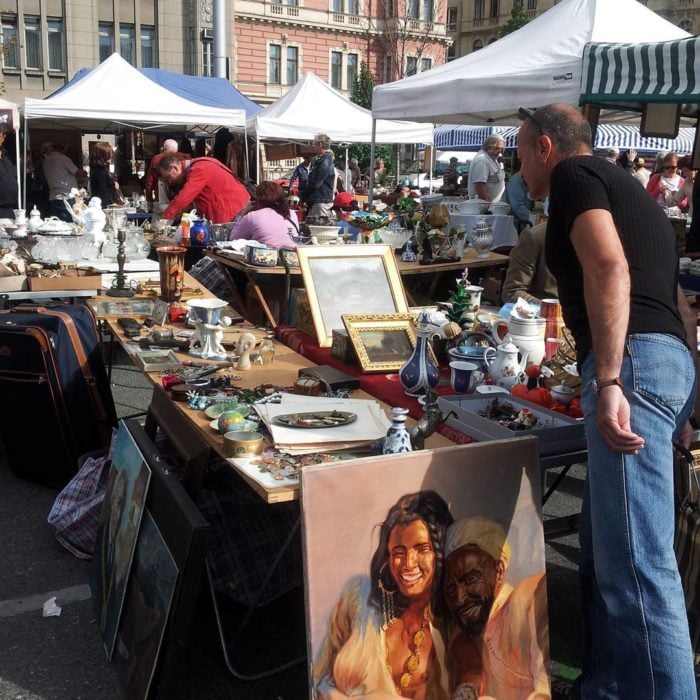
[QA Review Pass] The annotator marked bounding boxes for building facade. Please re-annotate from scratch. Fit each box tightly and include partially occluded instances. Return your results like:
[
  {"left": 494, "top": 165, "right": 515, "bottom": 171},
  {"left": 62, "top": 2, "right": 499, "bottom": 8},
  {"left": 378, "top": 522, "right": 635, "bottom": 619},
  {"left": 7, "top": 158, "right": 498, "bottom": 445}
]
[
  {"left": 0, "top": 0, "right": 449, "bottom": 105},
  {"left": 445, "top": 0, "right": 698, "bottom": 63}
]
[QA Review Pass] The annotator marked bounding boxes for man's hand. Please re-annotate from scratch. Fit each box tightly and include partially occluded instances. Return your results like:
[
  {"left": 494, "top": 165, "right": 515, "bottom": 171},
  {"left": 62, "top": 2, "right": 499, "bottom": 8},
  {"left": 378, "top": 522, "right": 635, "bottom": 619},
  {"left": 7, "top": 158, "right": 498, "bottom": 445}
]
[{"left": 596, "top": 386, "right": 645, "bottom": 454}]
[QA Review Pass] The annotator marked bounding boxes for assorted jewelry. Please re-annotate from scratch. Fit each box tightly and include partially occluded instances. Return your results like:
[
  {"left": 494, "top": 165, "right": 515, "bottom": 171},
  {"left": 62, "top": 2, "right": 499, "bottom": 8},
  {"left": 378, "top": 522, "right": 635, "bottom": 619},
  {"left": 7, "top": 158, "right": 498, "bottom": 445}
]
[
  {"left": 378, "top": 571, "right": 397, "bottom": 631},
  {"left": 397, "top": 605, "right": 430, "bottom": 693},
  {"left": 250, "top": 451, "right": 340, "bottom": 481}
]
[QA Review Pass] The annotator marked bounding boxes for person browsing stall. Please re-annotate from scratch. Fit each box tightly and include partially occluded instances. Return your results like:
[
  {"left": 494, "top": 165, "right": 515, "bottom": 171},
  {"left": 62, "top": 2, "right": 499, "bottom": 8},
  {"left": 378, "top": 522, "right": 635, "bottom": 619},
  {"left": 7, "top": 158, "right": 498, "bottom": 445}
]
[
  {"left": 517, "top": 103, "right": 696, "bottom": 700},
  {"left": 501, "top": 223, "right": 558, "bottom": 305},
  {"left": 228, "top": 181, "right": 299, "bottom": 249},
  {"left": 303, "top": 134, "right": 336, "bottom": 219},
  {"left": 145, "top": 139, "right": 181, "bottom": 212},
  {"left": 288, "top": 155, "right": 312, "bottom": 197},
  {"left": 467, "top": 135, "right": 506, "bottom": 202},
  {"left": 158, "top": 155, "right": 249, "bottom": 224},
  {"left": 43, "top": 141, "right": 86, "bottom": 222},
  {"left": 89, "top": 142, "right": 121, "bottom": 206},
  {"left": 0, "top": 127, "right": 18, "bottom": 219}
]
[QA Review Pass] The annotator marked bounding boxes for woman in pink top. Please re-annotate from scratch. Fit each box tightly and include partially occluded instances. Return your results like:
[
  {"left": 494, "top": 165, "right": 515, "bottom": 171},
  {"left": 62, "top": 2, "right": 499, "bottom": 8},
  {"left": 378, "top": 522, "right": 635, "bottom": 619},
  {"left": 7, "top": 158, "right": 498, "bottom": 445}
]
[{"left": 229, "top": 181, "right": 299, "bottom": 248}]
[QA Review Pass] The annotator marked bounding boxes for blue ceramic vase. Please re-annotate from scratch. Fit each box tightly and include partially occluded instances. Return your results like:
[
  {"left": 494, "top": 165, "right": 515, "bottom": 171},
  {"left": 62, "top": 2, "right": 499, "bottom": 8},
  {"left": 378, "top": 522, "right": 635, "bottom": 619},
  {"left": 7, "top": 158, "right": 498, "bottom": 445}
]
[
  {"left": 399, "top": 312, "right": 440, "bottom": 397},
  {"left": 383, "top": 407, "right": 413, "bottom": 454}
]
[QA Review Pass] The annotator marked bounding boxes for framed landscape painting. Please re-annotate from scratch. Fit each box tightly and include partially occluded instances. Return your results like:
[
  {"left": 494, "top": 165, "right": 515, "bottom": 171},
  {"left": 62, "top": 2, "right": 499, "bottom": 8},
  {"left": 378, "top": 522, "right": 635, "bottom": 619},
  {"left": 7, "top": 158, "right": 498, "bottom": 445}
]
[{"left": 296, "top": 245, "right": 408, "bottom": 347}]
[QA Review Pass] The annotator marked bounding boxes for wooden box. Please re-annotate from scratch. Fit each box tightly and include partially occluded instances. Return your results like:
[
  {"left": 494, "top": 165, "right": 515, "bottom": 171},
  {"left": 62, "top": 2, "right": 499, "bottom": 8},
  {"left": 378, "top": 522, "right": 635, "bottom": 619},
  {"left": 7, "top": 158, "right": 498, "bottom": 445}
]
[
  {"left": 28, "top": 271, "right": 102, "bottom": 291},
  {"left": 0, "top": 275, "right": 28, "bottom": 292}
]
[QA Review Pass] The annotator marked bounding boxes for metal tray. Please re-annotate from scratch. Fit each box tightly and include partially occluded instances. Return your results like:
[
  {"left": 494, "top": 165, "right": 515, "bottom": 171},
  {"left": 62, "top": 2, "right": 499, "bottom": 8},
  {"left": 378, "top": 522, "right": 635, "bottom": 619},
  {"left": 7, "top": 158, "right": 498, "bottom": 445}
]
[{"left": 273, "top": 411, "right": 357, "bottom": 429}]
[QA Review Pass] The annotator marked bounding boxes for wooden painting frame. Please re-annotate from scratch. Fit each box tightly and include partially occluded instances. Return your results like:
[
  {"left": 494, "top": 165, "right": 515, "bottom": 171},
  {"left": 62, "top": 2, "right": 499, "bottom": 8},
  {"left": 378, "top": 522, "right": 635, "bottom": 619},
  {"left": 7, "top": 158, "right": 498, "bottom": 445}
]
[
  {"left": 296, "top": 244, "right": 408, "bottom": 348},
  {"left": 342, "top": 313, "right": 428, "bottom": 373}
]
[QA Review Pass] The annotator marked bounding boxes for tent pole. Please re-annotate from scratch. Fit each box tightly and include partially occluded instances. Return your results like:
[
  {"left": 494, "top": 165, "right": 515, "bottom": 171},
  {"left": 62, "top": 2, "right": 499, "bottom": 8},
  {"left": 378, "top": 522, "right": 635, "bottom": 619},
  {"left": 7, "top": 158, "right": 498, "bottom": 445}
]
[
  {"left": 256, "top": 134, "right": 260, "bottom": 184},
  {"left": 344, "top": 145, "right": 349, "bottom": 194},
  {"left": 368, "top": 120, "right": 376, "bottom": 210},
  {"left": 21, "top": 116, "right": 28, "bottom": 209},
  {"left": 243, "top": 125, "right": 249, "bottom": 181}
]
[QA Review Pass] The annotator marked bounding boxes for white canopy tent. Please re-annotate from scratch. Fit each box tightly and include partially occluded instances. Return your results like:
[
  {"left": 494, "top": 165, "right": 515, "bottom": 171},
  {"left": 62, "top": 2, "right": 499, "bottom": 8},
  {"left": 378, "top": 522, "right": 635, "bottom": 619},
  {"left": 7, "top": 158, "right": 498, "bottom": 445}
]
[
  {"left": 0, "top": 97, "right": 21, "bottom": 208},
  {"left": 22, "top": 53, "right": 247, "bottom": 208},
  {"left": 246, "top": 72, "right": 434, "bottom": 182},
  {"left": 24, "top": 53, "right": 247, "bottom": 133},
  {"left": 371, "top": 0, "right": 688, "bottom": 126}
]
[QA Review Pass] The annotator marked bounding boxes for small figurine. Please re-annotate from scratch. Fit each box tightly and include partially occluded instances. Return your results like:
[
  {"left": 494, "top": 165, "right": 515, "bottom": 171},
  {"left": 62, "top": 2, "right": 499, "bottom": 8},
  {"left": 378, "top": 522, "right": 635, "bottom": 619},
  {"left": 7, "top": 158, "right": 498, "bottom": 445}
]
[
  {"left": 236, "top": 332, "right": 257, "bottom": 370},
  {"left": 409, "top": 390, "right": 457, "bottom": 450}
]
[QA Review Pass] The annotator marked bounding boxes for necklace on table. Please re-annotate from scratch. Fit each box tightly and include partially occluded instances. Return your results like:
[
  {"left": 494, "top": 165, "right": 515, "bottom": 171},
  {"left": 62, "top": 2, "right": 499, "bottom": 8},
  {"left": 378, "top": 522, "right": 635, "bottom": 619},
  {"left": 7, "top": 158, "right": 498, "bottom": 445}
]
[{"left": 392, "top": 605, "right": 430, "bottom": 694}]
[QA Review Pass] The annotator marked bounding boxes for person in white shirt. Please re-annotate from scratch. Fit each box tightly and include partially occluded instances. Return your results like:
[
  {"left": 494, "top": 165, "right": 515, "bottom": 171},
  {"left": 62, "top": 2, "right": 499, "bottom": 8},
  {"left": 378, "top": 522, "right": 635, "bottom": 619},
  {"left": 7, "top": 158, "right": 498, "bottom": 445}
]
[
  {"left": 467, "top": 136, "right": 506, "bottom": 202},
  {"left": 43, "top": 141, "right": 85, "bottom": 221}
]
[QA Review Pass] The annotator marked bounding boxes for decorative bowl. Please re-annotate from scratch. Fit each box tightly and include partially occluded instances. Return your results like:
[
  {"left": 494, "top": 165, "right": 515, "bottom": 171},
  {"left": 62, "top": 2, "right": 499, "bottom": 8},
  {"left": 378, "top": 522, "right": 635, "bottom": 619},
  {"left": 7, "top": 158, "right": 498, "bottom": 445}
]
[
  {"left": 307, "top": 225, "right": 341, "bottom": 243},
  {"left": 489, "top": 202, "right": 511, "bottom": 215},
  {"left": 210, "top": 417, "right": 258, "bottom": 434},
  {"left": 245, "top": 243, "right": 279, "bottom": 266},
  {"left": 204, "top": 401, "right": 251, "bottom": 419}
]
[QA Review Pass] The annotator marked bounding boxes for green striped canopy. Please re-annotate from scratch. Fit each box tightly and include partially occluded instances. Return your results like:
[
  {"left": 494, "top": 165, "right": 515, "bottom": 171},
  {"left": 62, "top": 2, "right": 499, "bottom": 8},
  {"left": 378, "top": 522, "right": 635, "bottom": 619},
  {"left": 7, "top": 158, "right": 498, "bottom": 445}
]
[{"left": 580, "top": 37, "right": 700, "bottom": 109}]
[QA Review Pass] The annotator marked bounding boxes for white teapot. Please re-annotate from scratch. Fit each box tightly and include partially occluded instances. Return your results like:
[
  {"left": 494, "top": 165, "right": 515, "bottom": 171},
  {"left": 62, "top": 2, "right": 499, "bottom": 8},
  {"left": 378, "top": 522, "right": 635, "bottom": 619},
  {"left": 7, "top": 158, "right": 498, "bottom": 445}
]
[
  {"left": 483, "top": 335, "right": 529, "bottom": 389},
  {"left": 27, "top": 206, "right": 42, "bottom": 233}
]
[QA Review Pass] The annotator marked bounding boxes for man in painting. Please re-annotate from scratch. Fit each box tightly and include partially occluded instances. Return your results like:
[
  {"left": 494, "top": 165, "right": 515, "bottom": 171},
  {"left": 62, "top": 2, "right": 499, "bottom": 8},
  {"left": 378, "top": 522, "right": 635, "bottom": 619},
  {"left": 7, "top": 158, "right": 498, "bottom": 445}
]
[
  {"left": 517, "top": 104, "right": 696, "bottom": 700},
  {"left": 443, "top": 516, "right": 550, "bottom": 700},
  {"left": 314, "top": 491, "right": 453, "bottom": 698}
]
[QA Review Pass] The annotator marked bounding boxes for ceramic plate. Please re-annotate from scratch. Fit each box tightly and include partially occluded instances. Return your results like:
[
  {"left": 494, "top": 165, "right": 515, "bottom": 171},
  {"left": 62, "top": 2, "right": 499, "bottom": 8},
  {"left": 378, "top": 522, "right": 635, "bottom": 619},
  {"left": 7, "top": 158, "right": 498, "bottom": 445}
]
[
  {"left": 204, "top": 401, "right": 251, "bottom": 419},
  {"left": 209, "top": 418, "right": 258, "bottom": 432},
  {"left": 273, "top": 411, "right": 357, "bottom": 429},
  {"left": 449, "top": 347, "right": 487, "bottom": 360}
]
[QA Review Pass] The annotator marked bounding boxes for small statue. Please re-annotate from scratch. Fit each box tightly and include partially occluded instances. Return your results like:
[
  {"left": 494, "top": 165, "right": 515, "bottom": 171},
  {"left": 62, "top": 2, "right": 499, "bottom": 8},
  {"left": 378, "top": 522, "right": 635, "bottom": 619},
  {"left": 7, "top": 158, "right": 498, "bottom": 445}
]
[
  {"left": 236, "top": 332, "right": 257, "bottom": 370},
  {"left": 409, "top": 390, "right": 457, "bottom": 450}
]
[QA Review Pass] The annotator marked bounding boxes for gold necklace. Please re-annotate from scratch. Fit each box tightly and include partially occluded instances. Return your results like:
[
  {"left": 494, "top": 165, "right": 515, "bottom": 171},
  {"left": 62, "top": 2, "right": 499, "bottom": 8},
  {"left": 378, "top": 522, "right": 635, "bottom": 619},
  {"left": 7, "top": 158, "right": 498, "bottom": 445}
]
[{"left": 393, "top": 605, "right": 430, "bottom": 694}]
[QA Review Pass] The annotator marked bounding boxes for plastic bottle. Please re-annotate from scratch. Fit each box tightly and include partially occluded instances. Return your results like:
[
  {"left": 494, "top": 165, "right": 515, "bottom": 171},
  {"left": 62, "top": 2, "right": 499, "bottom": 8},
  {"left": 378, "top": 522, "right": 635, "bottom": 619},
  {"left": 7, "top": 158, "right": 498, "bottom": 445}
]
[{"left": 180, "top": 213, "right": 191, "bottom": 247}]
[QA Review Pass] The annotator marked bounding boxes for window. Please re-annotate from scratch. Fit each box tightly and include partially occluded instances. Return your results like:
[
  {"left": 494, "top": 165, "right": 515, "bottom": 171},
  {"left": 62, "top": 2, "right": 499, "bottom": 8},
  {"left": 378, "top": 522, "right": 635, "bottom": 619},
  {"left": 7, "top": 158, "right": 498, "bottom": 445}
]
[
  {"left": 346, "top": 0, "right": 359, "bottom": 14},
  {"left": 99, "top": 23, "right": 114, "bottom": 62},
  {"left": 269, "top": 44, "right": 281, "bottom": 84},
  {"left": 384, "top": 55, "right": 392, "bottom": 82},
  {"left": 202, "top": 38, "right": 212, "bottom": 76},
  {"left": 490, "top": 0, "right": 499, "bottom": 17},
  {"left": 407, "top": 0, "right": 419, "bottom": 18},
  {"left": 46, "top": 19, "right": 65, "bottom": 71},
  {"left": 406, "top": 56, "right": 417, "bottom": 75},
  {"left": 527, "top": 0, "right": 536, "bottom": 8},
  {"left": 286, "top": 46, "right": 298, "bottom": 85},
  {"left": 333, "top": 0, "right": 343, "bottom": 12},
  {"left": 420, "top": 57, "right": 432, "bottom": 72},
  {"left": 141, "top": 26, "right": 156, "bottom": 68},
  {"left": 446, "top": 43, "right": 457, "bottom": 61},
  {"left": 421, "top": 0, "right": 433, "bottom": 20},
  {"left": 1, "top": 16, "right": 19, "bottom": 69},
  {"left": 446, "top": 7, "right": 458, "bottom": 30},
  {"left": 24, "top": 16, "right": 42, "bottom": 70},
  {"left": 383, "top": 0, "right": 394, "bottom": 17},
  {"left": 474, "top": 0, "right": 485, "bottom": 19},
  {"left": 473, "top": 39, "right": 483, "bottom": 51},
  {"left": 331, "top": 51, "right": 342, "bottom": 88},
  {"left": 488, "top": 36, "right": 498, "bottom": 43},
  {"left": 346, "top": 53, "right": 358, "bottom": 90},
  {"left": 120, "top": 24, "right": 135, "bottom": 65}
]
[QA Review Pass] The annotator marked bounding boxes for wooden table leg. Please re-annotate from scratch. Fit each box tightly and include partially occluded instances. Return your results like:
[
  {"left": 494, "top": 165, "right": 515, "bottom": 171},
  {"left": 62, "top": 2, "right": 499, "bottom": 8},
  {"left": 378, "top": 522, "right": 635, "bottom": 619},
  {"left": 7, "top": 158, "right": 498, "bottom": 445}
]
[
  {"left": 212, "top": 259, "right": 249, "bottom": 320},
  {"left": 245, "top": 271, "right": 279, "bottom": 329}
]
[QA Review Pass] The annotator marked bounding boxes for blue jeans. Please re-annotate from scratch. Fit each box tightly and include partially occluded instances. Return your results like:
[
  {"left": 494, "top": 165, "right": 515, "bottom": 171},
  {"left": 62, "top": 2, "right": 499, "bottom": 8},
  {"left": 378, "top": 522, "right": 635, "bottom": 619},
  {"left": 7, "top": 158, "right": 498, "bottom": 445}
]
[{"left": 579, "top": 333, "right": 696, "bottom": 699}]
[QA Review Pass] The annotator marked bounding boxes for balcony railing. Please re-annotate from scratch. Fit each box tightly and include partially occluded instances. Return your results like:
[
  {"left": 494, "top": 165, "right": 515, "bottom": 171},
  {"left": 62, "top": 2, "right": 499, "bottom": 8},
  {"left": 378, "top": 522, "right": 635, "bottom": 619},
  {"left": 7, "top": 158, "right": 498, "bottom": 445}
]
[{"left": 269, "top": 3, "right": 300, "bottom": 16}]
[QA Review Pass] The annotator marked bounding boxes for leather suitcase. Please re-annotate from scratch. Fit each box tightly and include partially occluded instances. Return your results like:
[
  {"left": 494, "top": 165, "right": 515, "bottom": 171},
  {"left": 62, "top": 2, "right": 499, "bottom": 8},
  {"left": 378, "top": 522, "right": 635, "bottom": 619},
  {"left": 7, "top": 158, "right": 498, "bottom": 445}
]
[{"left": 0, "top": 304, "right": 117, "bottom": 485}]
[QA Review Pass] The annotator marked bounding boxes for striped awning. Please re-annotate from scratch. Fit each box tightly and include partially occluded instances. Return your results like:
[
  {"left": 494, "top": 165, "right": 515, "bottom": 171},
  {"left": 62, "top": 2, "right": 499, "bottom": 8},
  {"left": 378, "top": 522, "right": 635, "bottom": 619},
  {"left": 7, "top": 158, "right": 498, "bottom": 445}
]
[
  {"left": 581, "top": 37, "right": 700, "bottom": 106},
  {"left": 433, "top": 125, "right": 518, "bottom": 150}
]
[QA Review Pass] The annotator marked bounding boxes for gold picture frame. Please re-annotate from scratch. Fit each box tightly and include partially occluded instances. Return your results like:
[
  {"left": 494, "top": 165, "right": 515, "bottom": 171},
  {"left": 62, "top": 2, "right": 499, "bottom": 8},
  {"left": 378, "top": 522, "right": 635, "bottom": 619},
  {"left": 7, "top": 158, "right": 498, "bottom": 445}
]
[
  {"left": 296, "top": 245, "right": 408, "bottom": 348},
  {"left": 342, "top": 313, "right": 435, "bottom": 373}
]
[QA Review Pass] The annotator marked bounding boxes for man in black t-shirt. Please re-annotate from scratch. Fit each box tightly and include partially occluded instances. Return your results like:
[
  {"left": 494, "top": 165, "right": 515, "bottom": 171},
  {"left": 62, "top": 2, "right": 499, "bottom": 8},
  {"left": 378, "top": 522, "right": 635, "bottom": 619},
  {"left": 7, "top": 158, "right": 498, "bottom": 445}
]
[{"left": 517, "top": 104, "right": 696, "bottom": 700}]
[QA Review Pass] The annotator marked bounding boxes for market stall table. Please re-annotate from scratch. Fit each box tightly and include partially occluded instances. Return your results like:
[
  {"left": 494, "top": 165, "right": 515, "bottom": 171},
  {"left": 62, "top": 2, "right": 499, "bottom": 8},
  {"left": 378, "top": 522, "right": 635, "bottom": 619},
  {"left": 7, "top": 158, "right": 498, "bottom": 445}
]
[{"left": 206, "top": 247, "right": 510, "bottom": 327}]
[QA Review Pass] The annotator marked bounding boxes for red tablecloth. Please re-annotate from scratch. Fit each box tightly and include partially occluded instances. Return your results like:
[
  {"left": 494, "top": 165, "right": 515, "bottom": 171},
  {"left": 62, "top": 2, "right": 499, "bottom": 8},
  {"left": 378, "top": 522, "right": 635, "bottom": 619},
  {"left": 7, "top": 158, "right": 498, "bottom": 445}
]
[{"left": 274, "top": 326, "right": 474, "bottom": 444}]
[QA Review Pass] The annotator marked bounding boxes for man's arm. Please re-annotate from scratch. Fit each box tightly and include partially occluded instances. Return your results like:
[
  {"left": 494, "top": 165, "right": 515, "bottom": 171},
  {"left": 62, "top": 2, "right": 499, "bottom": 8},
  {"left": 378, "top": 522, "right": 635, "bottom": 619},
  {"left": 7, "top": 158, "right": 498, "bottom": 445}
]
[
  {"left": 570, "top": 208, "right": 644, "bottom": 454},
  {"left": 474, "top": 182, "right": 491, "bottom": 200}
]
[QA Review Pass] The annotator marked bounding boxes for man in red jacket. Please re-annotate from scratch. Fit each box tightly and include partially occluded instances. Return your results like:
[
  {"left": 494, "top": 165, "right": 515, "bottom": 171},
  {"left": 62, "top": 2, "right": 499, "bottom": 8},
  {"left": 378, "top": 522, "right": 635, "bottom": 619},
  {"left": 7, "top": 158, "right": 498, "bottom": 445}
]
[{"left": 158, "top": 155, "right": 250, "bottom": 223}]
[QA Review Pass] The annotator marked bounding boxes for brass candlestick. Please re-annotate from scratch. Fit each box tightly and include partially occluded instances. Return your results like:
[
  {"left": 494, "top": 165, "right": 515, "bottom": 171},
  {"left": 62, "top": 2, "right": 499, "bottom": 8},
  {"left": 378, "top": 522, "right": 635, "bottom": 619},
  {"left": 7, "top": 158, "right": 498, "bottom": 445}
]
[{"left": 106, "top": 227, "right": 134, "bottom": 297}]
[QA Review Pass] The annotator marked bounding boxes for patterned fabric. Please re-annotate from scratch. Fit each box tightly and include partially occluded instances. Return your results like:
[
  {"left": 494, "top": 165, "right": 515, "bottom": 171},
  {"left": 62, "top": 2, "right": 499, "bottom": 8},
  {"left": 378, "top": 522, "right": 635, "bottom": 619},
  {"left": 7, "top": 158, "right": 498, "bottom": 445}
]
[
  {"left": 47, "top": 453, "right": 112, "bottom": 559},
  {"left": 188, "top": 256, "right": 231, "bottom": 302},
  {"left": 197, "top": 461, "right": 302, "bottom": 607}
]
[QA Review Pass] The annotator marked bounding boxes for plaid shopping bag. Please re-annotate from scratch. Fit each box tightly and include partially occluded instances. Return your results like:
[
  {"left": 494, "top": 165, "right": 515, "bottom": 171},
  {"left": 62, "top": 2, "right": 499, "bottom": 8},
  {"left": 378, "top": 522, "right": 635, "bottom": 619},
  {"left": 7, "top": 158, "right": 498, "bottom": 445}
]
[
  {"left": 673, "top": 444, "right": 700, "bottom": 668},
  {"left": 47, "top": 453, "right": 112, "bottom": 559}
]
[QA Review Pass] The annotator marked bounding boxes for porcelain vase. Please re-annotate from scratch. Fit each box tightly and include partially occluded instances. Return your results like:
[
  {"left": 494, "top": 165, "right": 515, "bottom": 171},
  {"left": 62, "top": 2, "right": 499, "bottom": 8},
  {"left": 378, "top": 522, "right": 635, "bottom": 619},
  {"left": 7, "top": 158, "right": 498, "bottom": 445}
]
[
  {"left": 383, "top": 407, "right": 413, "bottom": 454},
  {"left": 399, "top": 320, "right": 440, "bottom": 397}
]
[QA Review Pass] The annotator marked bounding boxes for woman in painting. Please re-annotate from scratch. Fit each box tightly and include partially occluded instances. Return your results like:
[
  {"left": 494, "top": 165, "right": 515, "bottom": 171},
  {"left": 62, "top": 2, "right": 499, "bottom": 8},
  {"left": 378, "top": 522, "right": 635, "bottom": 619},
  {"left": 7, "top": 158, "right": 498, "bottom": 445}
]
[{"left": 314, "top": 491, "right": 455, "bottom": 699}]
